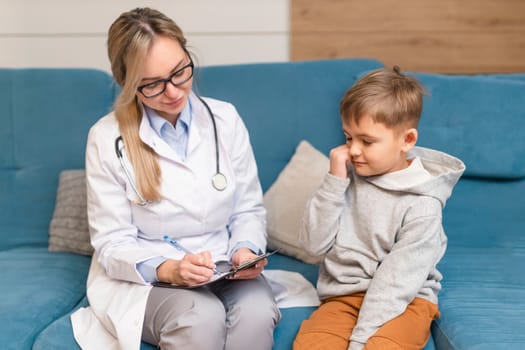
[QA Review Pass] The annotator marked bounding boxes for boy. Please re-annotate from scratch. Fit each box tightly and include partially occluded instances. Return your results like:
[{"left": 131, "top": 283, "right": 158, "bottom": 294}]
[{"left": 294, "top": 67, "right": 465, "bottom": 350}]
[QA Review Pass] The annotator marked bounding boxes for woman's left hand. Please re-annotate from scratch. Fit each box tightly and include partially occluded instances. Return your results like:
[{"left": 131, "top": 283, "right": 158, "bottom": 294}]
[{"left": 230, "top": 247, "right": 267, "bottom": 279}]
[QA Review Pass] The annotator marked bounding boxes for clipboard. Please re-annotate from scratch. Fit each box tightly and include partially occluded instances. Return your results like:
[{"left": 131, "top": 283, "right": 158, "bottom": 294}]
[{"left": 152, "top": 249, "right": 280, "bottom": 289}]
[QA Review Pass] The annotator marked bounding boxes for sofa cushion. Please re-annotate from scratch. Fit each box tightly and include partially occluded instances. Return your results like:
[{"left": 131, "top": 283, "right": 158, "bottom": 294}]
[
  {"left": 476, "top": 73, "right": 525, "bottom": 83},
  {"left": 264, "top": 140, "right": 328, "bottom": 264},
  {"left": 442, "top": 177, "right": 525, "bottom": 249},
  {"left": 432, "top": 247, "right": 525, "bottom": 349},
  {"left": 49, "top": 170, "right": 92, "bottom": 256},
  {"left": 32, "top": 298, "right": 86, "bottom": 350},
  {"left": 32, "top": 254, "right": 437, "bottom": 350},
  {"left": 0, "top": 68, "right": 117, "bottom": 251},
  {"left": 32, "top": 253, "right": 321, "bottom": 350},
  {"left": 410, "top": 73, "right": 525, "bottom": 179},
  {"left": 434, "top": 167, "right": 525, "bottom": 349},
  {"left": 0, "top": 247, "right": 90, "bottom": 350},
  {"left": 32, "top": 297, "right": 157, "bottom": 350}
]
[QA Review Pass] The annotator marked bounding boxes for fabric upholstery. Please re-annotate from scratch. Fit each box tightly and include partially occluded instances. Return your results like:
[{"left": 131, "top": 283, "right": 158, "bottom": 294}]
[
  {"left": 49, "top": 170, "right": 92, "bottom": 256},
  {"left": 264, "top": 140, "right": 329, "bottom": 264},
  {"left": 195, "top": 58, "right": 385, "bottom": 192},
  {"left": 0, "top": 68, "right": 117, "bottom": 250},
  {"left": 432, "top": 247, "right": 525, "bottom": 349},
  {"left": 0, "top": 247, "right": 90, "bottom": 350},
  {"left": 31, "top": 255, "right": 437, "bottom": 350},
  {"left": 411, "top": 73, "right": 525, "bottom": 179}
]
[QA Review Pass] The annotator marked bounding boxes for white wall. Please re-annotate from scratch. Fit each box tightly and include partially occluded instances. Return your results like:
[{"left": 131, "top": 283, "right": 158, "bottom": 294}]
[{"left": 0, "top": 1, "right": 289, "bottom": 72}]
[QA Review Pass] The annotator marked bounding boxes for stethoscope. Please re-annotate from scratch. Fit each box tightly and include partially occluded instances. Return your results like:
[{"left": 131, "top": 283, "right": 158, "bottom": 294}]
[{"left": 114, "top": 96, "right": 227, "bottom": 206}]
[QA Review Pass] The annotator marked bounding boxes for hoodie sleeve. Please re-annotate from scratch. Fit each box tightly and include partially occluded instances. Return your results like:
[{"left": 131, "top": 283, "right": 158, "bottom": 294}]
[
  {"left": 300, "top": 173, "right": 350, "bottom": 256},
  {"left": 350, "top": 197, "right": 445, "bottom": 345}
]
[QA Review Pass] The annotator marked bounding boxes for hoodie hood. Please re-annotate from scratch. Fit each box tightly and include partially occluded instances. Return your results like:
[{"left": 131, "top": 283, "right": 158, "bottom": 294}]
[{"left": 364, "top": 146, "right": 466, "bottom": 207}]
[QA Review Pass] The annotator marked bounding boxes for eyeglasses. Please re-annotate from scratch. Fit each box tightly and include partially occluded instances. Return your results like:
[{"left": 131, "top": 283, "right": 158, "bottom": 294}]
[{"left": 137, "top": 60, "right": 194, "bottom": 98}]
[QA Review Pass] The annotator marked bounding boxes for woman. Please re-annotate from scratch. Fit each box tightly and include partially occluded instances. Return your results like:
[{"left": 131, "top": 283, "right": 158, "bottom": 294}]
[{"left": 71, "top": 7, "right": 280, "bottom": 350}]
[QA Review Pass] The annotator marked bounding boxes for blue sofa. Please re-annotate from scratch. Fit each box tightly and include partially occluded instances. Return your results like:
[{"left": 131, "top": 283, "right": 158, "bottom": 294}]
[{"left": 1, "top": 59, "right": 524, "bottom": 350}]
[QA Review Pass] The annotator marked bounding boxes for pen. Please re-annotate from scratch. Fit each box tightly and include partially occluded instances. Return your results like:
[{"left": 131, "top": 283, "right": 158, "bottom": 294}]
[
  {"left": 163, "top": 235, "right": 220, "bottom": 274},
  {"left": 164, "top": 235, "right": 193, "bottom": 254}
]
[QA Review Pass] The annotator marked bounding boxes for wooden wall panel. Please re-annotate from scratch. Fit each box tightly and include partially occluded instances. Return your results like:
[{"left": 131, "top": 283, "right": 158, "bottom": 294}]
[{"left": 292, "top": 0, "right": 525, "bottom": 73}]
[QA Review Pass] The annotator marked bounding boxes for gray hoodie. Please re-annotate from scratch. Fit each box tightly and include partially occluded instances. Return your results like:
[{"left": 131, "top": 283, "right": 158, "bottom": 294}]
[{"left": 300, "top": 146, "right": 465, "bottom": 350}]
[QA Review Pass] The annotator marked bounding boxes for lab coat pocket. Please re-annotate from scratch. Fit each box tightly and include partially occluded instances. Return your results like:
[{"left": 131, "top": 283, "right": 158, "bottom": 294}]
[{"left": 125, "top": 187, "right": 164, "bottom": 236}]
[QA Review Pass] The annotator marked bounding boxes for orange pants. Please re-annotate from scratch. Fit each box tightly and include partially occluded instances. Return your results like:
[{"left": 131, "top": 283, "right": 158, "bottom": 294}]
[{"left": 293, "top": 293, "right": 439, "bottom": 350}]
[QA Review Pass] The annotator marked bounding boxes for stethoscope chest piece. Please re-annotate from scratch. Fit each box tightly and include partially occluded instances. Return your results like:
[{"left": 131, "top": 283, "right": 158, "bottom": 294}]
[{"left": 212, "top": 172, "right": 227, "bottom": 191}]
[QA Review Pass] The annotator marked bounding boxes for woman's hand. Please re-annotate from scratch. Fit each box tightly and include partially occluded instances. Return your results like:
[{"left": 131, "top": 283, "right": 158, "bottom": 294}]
[
  {"left": 230, "top": 247, "right": 266, "bottom": 280},
  {"left": 156, "top": 251, "right": 215, "bottom": 286},
  {"left": 329, "top": 144, "right": 351, "bottom": 179}
]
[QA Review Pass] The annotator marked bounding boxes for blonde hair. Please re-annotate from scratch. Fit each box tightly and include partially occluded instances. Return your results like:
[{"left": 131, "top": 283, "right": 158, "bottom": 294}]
[
  {"left": 107, "top": 7, "right": 188, "bottom": 201},
  {"left": 340, "top": 66, "right": 426, "bottom": 132}
]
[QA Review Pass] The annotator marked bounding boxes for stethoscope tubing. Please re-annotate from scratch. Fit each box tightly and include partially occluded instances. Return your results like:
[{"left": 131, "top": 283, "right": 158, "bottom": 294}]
[
  {"left": 198, "top": 96, "right": 221, "bottom": 176},
  {"left": 198, "top": 96, "right": 228, "bottom": 192},
  {"left": 115, "top": 136, "right": 148, "bottom": 205}
]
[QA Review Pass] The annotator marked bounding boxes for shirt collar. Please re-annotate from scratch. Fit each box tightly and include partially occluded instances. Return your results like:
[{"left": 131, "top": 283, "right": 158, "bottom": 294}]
[{"left": 145, "top": 99, "right": 192, "bottom": 136}]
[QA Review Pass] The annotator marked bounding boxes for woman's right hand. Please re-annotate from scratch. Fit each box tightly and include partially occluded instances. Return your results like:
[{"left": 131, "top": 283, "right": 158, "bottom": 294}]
[{"left": 156, "top": 252, "right": 215, "bottom": 286}]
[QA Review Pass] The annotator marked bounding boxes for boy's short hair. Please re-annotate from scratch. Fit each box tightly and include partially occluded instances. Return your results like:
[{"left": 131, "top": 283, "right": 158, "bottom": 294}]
[{"left": 340, "top": 66, "right": 426, "bottom": 130}]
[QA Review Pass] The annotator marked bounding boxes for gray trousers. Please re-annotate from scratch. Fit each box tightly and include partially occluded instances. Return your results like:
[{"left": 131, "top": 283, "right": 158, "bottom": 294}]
[{"left": 142, "top": 275, "right": 281, "bottom": 350}]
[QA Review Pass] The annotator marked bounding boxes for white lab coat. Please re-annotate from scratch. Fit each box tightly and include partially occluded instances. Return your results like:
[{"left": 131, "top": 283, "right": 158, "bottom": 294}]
[{"left": 71, "top": 94, "right": 267, "bottom": 350}]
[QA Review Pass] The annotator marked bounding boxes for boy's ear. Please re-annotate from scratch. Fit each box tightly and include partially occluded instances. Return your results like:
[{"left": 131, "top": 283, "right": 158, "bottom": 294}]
[{"left": 401, "top": 128, "right": 418, "bottom": 152}]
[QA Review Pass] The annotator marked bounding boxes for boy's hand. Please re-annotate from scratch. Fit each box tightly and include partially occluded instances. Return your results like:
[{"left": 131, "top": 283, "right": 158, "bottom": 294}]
[{"left": 329, "top": 144, "right": 351, "bottom": 178}]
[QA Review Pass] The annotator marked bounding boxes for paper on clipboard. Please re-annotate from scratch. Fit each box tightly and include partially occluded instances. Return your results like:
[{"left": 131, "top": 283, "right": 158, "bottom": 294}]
[{"left": 152, "top": 249, "right": 280, "bottom": 289}]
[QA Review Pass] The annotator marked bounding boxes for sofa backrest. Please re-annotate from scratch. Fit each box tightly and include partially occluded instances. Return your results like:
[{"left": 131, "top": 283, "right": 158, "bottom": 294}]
[
  {"left": 409, "top": 74, "right": 525, "bottom": 248},
  {"left": 0, "top": 60, "right": 383, "bottom": 250},
  {"left": 195, "top": 58, "right": 385, "bottom": 191},
  {"left": 3, "top": 60, "right": 523, "bottom": 251},
  {"left": 0, "top": 68, "right": 117, "bottom": 249},
  {"left": 412, "top": 73, "right": 525, "bottom": 180},
  {"left": 196, "top": 63, "right": 525, "bottom": 250}
]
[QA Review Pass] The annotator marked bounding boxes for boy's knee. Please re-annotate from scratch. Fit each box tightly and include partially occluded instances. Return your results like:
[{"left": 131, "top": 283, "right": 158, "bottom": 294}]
[
  {"left": 365, "top": 336, "right": 404, "bottom": 350},
  {"left": 293, "top": 331, "right": 348, "bottom": 350}
]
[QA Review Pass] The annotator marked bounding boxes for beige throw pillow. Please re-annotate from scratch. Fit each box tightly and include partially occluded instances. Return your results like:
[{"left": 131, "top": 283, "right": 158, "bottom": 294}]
[
  {"left": 48, "top": 169, "right": 93, "bottom": 256},
  {"left": 264, "top": 140, "right": 329, "bottom": 264}
]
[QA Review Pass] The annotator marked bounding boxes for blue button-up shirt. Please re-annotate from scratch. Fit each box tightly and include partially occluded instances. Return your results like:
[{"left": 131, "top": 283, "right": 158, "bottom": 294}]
[{"left": 145, "top": 100, "right": 192, "bottom": 161}]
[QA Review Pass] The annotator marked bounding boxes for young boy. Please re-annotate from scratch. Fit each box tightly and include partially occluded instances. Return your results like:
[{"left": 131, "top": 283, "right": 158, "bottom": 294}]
[{"left": 293, "top": 67, "right": 465, "bottom": 350}]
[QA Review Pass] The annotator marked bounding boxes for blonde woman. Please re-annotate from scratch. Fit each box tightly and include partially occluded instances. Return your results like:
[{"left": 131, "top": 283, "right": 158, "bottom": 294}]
[{"left": 71, "top": 7, "right": 279, "bottom": 350}]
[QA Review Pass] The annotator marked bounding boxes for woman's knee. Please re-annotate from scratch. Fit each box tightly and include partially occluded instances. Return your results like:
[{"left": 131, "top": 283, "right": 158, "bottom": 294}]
[
  {"left": 185, "top": 293, "right": 227, "bottom": 330},
  {"left": 224, "top": 294, "right": 279, "bottom": 350},
  {"left": 148, "top": 289, "right": 227, "bottom": 349},
  {"left": 228, "top": 285, "right": 280, "bottom": 329},
  {"left": 231, "top": 298, "right": 280, "bottom": 329}
]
